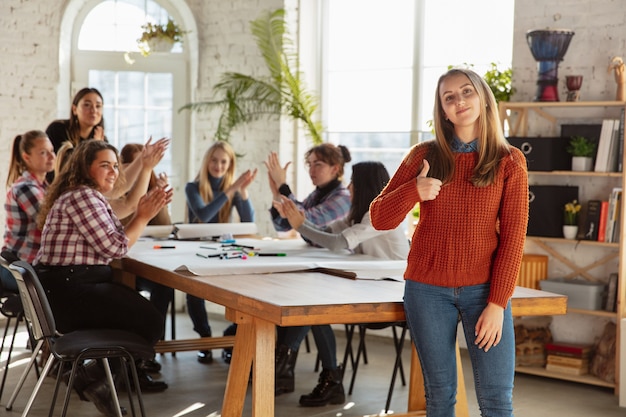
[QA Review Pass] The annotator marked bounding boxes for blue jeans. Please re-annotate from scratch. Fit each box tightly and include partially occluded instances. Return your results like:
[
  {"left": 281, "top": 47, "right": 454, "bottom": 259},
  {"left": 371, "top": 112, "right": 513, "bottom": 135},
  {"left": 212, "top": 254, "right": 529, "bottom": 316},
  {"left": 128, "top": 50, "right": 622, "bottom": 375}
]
[
  {"left": 186, "top": 294, "right": 212, "bottom": 337},
  {"left": 404, "top": 280, "right": 514, "bottom": 417},
  {"left": 277, "top": 325, "right": 337, "bottom": 369}
]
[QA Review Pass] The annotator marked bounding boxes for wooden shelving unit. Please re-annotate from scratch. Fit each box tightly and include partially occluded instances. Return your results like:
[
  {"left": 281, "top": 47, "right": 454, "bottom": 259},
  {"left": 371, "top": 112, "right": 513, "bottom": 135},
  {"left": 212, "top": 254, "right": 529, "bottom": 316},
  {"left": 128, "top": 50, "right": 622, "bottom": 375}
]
[{"left": 500, "top": 101, "right": 626, "bottom": 394}]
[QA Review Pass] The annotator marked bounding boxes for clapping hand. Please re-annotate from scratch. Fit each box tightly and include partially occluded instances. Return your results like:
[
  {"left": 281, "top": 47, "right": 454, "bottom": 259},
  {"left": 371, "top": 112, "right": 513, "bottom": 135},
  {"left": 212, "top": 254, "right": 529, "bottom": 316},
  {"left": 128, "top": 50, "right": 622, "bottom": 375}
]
[
  {"left": 228, "top": 168, "right": 258, "bottom": 200},
  {"left": 273, "top": 196, "right": 305, "bottom": 229},
  {"left": 264, "top": 152, "right": 291, "bottom": 198},
  {"left": 135, "top": 186, "right": 173, "bottom": 223},
  {"left": 141, "top": 137, "right": 170, "bottom": 170}
]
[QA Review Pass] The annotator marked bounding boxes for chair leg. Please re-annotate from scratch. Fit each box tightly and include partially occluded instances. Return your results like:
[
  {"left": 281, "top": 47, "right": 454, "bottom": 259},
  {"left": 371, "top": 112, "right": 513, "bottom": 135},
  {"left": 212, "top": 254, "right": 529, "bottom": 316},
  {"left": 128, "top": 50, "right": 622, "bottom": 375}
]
[
  {"left": 15, "top": 350, "right": 55, "bottom": 415},
  {"left": 348, "top": 325, "right": 367, "bottom": 395},
  {"left": 385, "top": 324, "right": 408, "bottom": 413},
  {"left": 101, "top": 359, "right": 123, "bottom": 417},
  {"left": 0, "top": 313, "right": 21, "bottom": 402},
  {"left": 170, "top": 294, "right": 176, "bottom": 357},
  {"left": 5, "top": 339, "right": 45, "bottom": 411},
  {"left": 341, "top": 324, "right": 356, "bottom": 380}
]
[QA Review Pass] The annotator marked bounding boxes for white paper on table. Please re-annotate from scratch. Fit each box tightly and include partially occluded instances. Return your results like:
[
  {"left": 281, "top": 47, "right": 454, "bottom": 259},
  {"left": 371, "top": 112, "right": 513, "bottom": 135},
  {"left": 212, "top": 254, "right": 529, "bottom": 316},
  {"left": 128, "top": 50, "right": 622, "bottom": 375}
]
[
  {"left": 128, "top": 238, "right": 406, "bottom": 278},
  {"left": 173, "top": 223, "right": 258, "bottom": 240}
]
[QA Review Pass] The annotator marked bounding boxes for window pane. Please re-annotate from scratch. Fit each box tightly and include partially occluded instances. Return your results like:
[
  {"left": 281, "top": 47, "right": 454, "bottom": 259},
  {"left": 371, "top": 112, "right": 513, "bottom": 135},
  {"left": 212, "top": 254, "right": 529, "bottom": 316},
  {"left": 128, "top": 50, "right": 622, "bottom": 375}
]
[
  {"left": 89, "top": 69, "right": 173, "bottom": 176},
  {"left": 327, "top": 0, "right": 414, "bottom": 71},
  {"left": 327, "top": 69, "right": 412, "bottom": 132},
  {"left": 78, "top": 0, "right": 183, "bottom": 54}
]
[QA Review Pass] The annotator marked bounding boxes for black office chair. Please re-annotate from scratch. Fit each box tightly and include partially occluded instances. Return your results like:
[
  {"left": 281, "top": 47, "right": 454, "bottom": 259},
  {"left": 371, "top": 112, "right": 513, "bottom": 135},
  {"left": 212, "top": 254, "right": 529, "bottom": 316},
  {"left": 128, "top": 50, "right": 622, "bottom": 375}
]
[
  {"left": 5, "top": 261, "right": 154, "bottom": 417},
  {"left": 342, "top": 321, "right": 409, "bottom": 413},
  {"left": 0, "top": 253, "right": 39, "bottom": 404}
]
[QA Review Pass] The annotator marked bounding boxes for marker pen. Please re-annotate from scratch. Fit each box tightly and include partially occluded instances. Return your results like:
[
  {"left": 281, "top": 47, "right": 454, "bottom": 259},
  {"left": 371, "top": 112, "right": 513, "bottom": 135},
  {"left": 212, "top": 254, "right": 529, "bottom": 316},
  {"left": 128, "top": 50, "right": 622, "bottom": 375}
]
[{"left": 154, "top": 245, "right": 176, "bottom": 249}]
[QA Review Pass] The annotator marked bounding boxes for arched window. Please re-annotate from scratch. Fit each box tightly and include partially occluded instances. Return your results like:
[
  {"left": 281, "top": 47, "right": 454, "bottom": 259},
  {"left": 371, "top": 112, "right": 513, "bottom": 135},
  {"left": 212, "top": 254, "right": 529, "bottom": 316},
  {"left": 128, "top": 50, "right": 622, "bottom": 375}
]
[{"left": 67, "top": 0, "right": 192, "bottom": 221}]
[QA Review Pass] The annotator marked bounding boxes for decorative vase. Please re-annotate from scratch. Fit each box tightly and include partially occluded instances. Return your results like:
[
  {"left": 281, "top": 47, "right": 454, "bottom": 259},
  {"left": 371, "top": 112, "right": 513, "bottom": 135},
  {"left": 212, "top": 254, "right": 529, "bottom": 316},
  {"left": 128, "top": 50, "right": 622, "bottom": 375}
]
[
  {"left": 562, "top": 225, "right": 578, "bottom": 239},
  {"left": 147, "top": 38, "right": 175, "bottom": 53},
  {"left": 571, "top": 156, "right": 593, "bottom": 172}
]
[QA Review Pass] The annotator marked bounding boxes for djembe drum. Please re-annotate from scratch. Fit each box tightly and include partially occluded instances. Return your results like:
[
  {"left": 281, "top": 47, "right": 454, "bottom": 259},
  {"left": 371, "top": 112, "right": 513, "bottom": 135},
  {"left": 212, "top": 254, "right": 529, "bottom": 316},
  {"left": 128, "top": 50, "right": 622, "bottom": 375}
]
[{"left": 526, "top": 29, "right": 575, "bottom": 102}]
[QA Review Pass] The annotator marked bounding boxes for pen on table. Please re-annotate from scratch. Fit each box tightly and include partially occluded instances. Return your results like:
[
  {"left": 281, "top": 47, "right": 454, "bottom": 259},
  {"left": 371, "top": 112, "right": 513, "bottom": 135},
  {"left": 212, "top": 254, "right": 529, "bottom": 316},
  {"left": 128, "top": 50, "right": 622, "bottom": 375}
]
[
  {"left": 257, "top": 253, "right": 287, "bottom": 257},
  {"left": 154, "top": 245, "right": 176, "bottom": 249},
  {"left": 223, "top": 243, "right": 257, "bottom": 250},
  {"left": 196, "top": 253, "right": 221, "bottom": 258}
]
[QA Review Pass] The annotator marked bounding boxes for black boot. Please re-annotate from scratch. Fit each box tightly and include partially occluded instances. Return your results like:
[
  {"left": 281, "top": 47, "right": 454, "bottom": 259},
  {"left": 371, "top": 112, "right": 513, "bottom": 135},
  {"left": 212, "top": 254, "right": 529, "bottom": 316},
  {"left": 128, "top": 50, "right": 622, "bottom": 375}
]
[
  {"left": 83, "top": 378, "right": 127, "bottom": 417},
  {"left": 299, "top": 367, "right": 345, "bottom": 407},
  {"left": 275, "top": 344, "right": 298, "bottom": 395},
  {"left": 63, "top": 360, "right": 104, "bottom": 401}
]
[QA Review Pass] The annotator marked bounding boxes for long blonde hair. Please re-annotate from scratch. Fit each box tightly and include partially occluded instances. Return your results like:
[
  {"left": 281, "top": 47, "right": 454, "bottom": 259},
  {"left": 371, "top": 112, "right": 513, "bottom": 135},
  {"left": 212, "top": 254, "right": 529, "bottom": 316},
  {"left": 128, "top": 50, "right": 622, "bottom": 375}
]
[
  {"left": 195, "top": 141, "right": 236, "bottom": 223},
  {"left": 429, "top": 68, "right": 510, "bottom": 187}
]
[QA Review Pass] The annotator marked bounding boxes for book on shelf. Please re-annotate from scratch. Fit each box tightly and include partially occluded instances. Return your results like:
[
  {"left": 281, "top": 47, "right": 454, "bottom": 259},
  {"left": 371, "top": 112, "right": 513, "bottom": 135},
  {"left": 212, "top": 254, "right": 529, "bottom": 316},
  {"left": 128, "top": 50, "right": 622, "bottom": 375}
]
[
  {"left": 607, "top": 118, "right": 622, "bottom": 172},
  {"left": 605, "top": 187, "right": 622, "bottom": 243},
  {"left": 544, "top": 342, "right": 593, "bottom": 358},
  {"left": 594, "top": 119, "right": 617, "bottom": 172},
  {"left": 583, "top": 199, "right": 601, "bottom": 241},
  {"left": 604, "top": 272, "right": 618, "bottom": 312},
  {"left": 611, "top": 188, "right": 622, "bottom": 243},
  {"left": 546, "top": 354, "right": 589, "bottom": 368},
  {"left": 618, "top": 108, "right": 625, "bottom": 172},
  {"left": 597, "top": 200, "right": 609, "bottom": 242},
  {"left": 545, "top": 363, "right": 589, "bottom": 375}
]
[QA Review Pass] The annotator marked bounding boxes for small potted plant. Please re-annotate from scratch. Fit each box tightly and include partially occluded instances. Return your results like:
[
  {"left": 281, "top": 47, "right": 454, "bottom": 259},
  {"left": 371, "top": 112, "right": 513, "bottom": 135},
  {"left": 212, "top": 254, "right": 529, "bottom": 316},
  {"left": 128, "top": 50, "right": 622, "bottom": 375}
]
[
  {"left": 563, "top": 199, "right": 581, "bottom": 239},
  {"left": 137, "top": 18, "right": 187, "bottom": 56},
  {"left": 566, "top": 135, "right": 595, "bottom": 171}
]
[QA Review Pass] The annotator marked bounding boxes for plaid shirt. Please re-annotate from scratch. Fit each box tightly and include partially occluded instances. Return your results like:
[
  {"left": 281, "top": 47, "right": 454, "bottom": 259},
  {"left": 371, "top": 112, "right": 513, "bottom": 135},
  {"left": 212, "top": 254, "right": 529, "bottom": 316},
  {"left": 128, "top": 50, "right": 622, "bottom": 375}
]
[
  {"left": 271, "top": 181, "right": 351, "bottom": 246},
  {"left": 2, "top": 171, "right": 47, "bottom": 262},
  {"left": 36, "top": 186, "right": 129, "bottom": 266}
]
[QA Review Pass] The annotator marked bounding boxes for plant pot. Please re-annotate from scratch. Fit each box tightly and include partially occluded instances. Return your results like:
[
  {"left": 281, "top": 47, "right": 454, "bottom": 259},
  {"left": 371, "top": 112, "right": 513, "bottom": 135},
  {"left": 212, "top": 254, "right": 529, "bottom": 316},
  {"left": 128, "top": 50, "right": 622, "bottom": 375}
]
[
  {"left": 147, "top": 38, "right": 175, "bottom": 53},
  {"left": 571, "top": 156, "right": 593, "bottom": 172},
  {"left": 562, "top": 225, "right": 578, "bottom": 239}
]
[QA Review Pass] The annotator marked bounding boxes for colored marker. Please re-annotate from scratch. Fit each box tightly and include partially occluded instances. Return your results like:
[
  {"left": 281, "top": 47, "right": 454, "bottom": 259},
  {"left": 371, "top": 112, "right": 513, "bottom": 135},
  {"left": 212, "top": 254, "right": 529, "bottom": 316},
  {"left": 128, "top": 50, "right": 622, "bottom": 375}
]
[
  {"left": 154, "top": 245, "right": 176, "bottom": 249},
  {"left": 257, "top": 253, "right": 287, "bottom": 257},
  {"left": 196, "top": 253, "right": 221, "bottom": 258}
]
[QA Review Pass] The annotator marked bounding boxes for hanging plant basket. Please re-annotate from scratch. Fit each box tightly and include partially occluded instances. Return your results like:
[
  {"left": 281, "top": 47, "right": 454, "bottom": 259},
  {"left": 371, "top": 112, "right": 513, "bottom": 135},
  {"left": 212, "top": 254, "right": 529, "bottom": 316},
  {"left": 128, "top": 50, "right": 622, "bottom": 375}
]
[{"left": 147, "top": 37, "right": 175, "bottom": 53}]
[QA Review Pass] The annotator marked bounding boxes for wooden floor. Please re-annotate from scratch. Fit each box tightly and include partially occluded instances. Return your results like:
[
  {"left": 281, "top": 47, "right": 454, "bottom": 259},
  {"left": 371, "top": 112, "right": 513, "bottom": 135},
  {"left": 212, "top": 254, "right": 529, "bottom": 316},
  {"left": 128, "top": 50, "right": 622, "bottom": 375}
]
[{"left": 0, "top": 311, "right": 623, "bottom": 417}]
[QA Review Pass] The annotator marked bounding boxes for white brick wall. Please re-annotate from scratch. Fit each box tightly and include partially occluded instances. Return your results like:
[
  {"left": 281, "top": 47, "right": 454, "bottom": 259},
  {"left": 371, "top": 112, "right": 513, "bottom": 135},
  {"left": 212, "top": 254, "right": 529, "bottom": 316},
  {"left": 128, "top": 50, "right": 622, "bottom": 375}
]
[
  {"left": 513, "top": 0, "right": 626, "bottom": 102},
  {"left": 2, "top": 0, "right": 626, "bottom": 239}
]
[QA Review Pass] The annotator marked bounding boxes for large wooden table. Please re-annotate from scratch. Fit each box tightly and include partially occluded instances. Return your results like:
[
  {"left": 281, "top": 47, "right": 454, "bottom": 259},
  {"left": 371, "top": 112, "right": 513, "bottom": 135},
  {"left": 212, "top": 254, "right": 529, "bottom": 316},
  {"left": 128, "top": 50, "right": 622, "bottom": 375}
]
[{"left": 116, "top": 244, "right": 567, "bottom": 417}]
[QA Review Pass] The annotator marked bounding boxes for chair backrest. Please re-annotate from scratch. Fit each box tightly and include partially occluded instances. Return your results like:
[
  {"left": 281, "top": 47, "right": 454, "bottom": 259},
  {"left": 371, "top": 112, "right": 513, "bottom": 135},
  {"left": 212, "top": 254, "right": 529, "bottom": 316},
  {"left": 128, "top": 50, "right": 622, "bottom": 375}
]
[{"left": 10, "top": 261, "right": 56, "bottom": 341}]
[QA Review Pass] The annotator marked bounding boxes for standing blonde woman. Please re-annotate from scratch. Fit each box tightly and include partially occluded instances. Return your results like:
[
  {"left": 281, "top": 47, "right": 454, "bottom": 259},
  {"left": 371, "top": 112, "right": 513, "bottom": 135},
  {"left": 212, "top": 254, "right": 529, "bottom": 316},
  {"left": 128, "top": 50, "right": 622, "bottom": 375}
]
[
  {"left": 184, "top": 140, "right": 257, "bottom": 363},
  {"left": 370, "top": 68, "right": 528, "bottom": 417}
]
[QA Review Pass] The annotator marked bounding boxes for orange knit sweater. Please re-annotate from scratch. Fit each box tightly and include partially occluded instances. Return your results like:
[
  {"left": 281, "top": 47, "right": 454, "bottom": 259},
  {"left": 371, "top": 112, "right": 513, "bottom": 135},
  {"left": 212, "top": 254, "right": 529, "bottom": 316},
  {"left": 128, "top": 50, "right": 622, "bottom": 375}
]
[{"left": 370, "top": 141, "right": 528, "bottom": 308}]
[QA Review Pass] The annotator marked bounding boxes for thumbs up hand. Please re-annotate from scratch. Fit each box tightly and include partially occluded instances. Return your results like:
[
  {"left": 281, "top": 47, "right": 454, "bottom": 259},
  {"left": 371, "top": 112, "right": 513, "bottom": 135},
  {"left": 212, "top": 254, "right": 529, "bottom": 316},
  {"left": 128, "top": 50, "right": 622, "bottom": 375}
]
[{"left": 416, "top": 160, "right": 442, "bottom": 201}]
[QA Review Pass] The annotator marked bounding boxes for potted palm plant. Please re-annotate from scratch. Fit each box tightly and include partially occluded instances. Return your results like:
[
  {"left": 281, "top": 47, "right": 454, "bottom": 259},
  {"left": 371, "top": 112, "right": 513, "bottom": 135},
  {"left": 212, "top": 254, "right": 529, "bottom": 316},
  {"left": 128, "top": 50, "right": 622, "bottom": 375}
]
[
  {"left": 137, "top": 18, "right": 187, "bottom": 56},
  {"left": 567, "top": 135, "right": 595, "bottom": 171},
  {"left": 179, "top": 9, "right": 322, "bottom": 145}
]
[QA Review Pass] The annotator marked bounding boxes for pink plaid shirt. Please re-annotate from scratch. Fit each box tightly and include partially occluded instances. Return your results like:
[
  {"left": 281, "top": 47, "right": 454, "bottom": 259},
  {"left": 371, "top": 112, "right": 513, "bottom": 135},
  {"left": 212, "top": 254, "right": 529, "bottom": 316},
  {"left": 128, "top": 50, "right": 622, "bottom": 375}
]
[
  {"left": 36, "top": 186, "right": 129, "bottom": 266},
  {"left": 3, "top": 171, "right": 47, "bottom": 262}
]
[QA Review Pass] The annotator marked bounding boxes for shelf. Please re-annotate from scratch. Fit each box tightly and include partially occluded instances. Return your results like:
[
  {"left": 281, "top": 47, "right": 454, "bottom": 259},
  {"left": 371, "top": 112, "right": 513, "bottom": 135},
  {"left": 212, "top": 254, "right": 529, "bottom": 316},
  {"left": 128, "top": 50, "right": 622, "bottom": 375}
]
[
  {"left": 567, "top": 308, "right": 617, "bottom": 318},
  {"left": 526, "top": 236, "right": 619, "bottom": 249},
  {"left": 499, "top": 101, "right": 626, "bottom": 136},
  {"left": 528, "top": 170, "right": 622, "bottom": 178},
  {"left": 515, "top": 365, "right": 615, "bottom": 388}
]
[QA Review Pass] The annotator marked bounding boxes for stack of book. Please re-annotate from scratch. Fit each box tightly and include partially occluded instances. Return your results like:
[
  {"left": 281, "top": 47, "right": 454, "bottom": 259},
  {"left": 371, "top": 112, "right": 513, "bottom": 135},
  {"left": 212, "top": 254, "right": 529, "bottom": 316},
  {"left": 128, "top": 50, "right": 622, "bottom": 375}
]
[
  {"left": 594, "top": 109, "right": 625, "bottom": 173},
  {"left": 545, "top": 342, "right": 593, "bottom": 375},
  {"left": 582, "top": 187, "right": 622, "bottom": 242}
]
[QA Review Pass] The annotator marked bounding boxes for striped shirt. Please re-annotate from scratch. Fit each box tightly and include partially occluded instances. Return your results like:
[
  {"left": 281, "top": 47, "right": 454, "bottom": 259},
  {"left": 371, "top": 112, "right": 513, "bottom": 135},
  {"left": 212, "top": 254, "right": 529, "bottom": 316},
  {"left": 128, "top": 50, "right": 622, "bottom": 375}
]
[
  {"left": 3, "top": 171, "right": 47, "bottom": 262},
  {"left": 36, "top": 186, "right": 129, "bottom": 266},
  {"left": 370, "top": 141, "right": 529, "bottom": 308}
]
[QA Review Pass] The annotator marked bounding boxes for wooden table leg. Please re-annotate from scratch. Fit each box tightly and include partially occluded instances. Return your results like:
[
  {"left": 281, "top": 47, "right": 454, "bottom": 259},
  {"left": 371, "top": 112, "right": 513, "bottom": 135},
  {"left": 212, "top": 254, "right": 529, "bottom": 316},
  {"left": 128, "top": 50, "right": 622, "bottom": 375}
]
[
  {"left": 406, "top": 341, "right": 469, "bottom": 417},
  {"left": 222, "top": 310, "right": 276, "bottom": 417}
]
